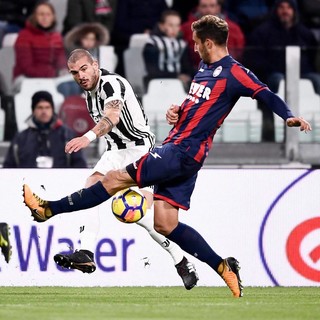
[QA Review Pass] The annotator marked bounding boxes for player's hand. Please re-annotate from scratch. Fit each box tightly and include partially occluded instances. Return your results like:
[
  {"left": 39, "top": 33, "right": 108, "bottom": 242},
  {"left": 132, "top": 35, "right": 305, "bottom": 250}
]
[
  {"left": 166, "top": 104, "right": 180, "bottom": 125},
  {"left": 65, "top": 136, "right": 90, "bottom": 153},
  {"left": 286, "top": 117, "right": 312, "bottom": 133}
]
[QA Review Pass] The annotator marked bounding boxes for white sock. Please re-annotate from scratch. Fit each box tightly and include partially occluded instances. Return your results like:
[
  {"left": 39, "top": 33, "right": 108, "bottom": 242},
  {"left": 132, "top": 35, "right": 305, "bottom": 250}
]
[
  {"left": 79, "top": 207, "right": 100, "bottom": 254},
  {"left": 136, "top": 208, "right": 184, "bottom": 265}
]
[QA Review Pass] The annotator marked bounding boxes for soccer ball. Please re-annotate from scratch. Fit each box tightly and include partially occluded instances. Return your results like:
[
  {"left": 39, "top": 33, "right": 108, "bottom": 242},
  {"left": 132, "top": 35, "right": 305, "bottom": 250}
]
[{"left": 111, "top": 188, "right": 147, "bottom": 223}]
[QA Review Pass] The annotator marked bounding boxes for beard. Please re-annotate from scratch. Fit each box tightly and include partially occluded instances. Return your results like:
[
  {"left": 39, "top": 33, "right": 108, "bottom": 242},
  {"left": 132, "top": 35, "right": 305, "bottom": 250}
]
[{"left": 200, "top": 50, "right": 211, "bottom": 64}]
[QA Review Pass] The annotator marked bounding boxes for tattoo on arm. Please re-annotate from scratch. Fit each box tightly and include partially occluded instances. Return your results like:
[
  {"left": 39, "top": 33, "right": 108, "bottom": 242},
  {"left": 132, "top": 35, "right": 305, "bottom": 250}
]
[
  {"left": 94, "top": 116, "right": 114, "bottom": 137},
  {"left": 94, "top": 99, "right": 123, "bottom": 137},
  {"left": 106, "top": 99, "right": 123, "bottom": 110},
  {"left": 101, "top": 116, "right": 114, "bottom": 130},
  {"left": 95, "top": 121, "right": 110, "bottom": 137}
]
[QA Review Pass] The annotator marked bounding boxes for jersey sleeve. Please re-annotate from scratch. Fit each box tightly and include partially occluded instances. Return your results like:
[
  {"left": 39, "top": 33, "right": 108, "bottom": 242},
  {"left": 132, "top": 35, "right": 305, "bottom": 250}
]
[
  {"left": 101, "top": 77, "right": 125, "bottom": 109},
  {"left": 229, "top": 63, "right": 267, "bottom": 98},
  {"left": 255, "top": 89, "right": 294, "bottom": 120},
  {"left": 230, "top": 63, "right": 294, "bottom": 120}
]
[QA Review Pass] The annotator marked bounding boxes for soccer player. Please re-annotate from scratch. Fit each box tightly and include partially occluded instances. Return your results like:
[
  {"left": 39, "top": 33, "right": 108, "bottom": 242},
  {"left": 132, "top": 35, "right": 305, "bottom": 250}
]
[
  {"left": 45, "top": 49, "right": 198, "bottom": 290},
  {"left": 23, "top": 15, "right": 312, "bottom": 298}
]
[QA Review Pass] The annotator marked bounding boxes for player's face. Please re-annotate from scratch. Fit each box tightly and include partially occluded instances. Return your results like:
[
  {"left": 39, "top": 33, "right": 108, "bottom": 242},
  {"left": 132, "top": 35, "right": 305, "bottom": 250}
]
[
  {"left": 68, "top": 56, "right": 99, "bottom": 91},
  {"left": 159, "top": 15, "right": 181, "bottom": 38},
  {"left": 33, "top": 102, "right": 53, "bottom": 124},
  {"left": 193, "top": 32, "right": 211, "bottom": 64}
]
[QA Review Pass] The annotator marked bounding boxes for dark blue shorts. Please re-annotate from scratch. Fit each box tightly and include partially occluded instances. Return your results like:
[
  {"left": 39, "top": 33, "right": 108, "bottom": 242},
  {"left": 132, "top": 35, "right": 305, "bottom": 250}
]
[{"left": 126, "top": 143, "right": 202, "bottom": 210}]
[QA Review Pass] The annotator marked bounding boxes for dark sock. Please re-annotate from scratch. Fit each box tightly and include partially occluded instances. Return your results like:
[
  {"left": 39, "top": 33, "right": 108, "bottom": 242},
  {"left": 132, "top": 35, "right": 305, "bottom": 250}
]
[
  {"left": 49, "top": 181, "right": 111, "bottom": 215},
  {"left": 167, "top": 222, "right": 223, "bottom": 272}
]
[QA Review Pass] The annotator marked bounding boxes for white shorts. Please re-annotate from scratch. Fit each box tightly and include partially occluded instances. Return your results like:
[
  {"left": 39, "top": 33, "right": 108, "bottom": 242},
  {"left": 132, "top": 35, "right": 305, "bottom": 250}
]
[{"left": 92, "top": 145, "right": 152, "bottom": 193}]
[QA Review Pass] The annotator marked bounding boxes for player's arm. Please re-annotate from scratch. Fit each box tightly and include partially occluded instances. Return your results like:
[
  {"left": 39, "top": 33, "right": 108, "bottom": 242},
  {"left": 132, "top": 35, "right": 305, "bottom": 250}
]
[
  {"left": 65, "top": 98, "right": 124, "bottom": 154},
  {"left": 255, "top": 89, "right": 312, "bottom": 132},
  {"left": 92, "top": 98, "right": 124, "bottom": 137},
  {"left": 231, "top": 64, "right": 311, "bottom": 133}
]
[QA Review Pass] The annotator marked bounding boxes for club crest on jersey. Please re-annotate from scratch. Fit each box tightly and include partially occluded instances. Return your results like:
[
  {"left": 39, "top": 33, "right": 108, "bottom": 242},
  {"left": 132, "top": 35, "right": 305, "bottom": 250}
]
[{"left": 213, "top": 66, "right": 222, "bottom": 77}]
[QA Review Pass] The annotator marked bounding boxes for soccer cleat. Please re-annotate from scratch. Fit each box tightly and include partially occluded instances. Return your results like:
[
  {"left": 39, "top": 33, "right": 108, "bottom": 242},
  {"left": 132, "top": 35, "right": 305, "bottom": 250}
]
[
  {"left": 175, "top": 256, "right": 199, "bottom": 290},
  {"left": 54, "top": 250, "right": 96, "bottom": 273},
  {"left": 23, "top": 184, "right": 52, "bottom": 222},
  {"left": 218, "top": 257, "right": 243, "bottom": 298},
  {"left": 0, "top": 223, "right": 12, "bottom": 263}
]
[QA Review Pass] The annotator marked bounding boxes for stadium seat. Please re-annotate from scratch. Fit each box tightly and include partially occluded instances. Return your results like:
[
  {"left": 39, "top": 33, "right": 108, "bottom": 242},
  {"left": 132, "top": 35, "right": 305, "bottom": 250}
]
[
  {"left": 128, "top": 34, "right": 150, "bottom": 47},
  {"left": 142, "top": 78, "right": 186, "bottom": 142},
  {"left": 222, "top": 97, "right": 262, "bottom": 142},
  {"left": 14, "top": 78, "right": 65, "bottom": 131},
  {"left": 0, "top": 47, "right": 15, "bottom": 95},
  {"left": 49, "top": 0, "right": 67, "bottom": 33},
  {"left": 2, "top": 33, "right": 18, "bottom": 47},
  {"left": 123, "top": 34, "right": 150, "bottom": 96},
  {"left": 58, "top": 95, "right": 95, "bottom": 137},
  {"left": 99, "top": 46, "right": 118, "bottom": 72},
  {"left": 274, "top": 79, "right": 320, "bottom": 142},
  {"left": 0, "top": 108, "right": 5, "bottom": 141}
]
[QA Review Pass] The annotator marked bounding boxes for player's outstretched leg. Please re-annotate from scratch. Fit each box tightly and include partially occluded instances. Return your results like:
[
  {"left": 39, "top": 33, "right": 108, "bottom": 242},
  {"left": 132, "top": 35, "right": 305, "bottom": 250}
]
[
  {"left": 137, "top": 211, "right": 199, "bottom": 290},
  {"left": 217, "top": 257, "right": 243, "bottom": 298},
  {"left": 0, "top": 222, "right": 12, "bottom": 263},
  {"left": 23, "top": 182, "right": 112, "bottom": 220},
  {"left": 54, "top": 250, "right": 96, "bottom": 273}
]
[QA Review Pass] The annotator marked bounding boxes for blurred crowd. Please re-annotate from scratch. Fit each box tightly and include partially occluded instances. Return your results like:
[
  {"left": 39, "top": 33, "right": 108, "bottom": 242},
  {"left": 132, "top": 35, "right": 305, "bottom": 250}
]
[{"left": 0, "top": 0, "right": 319, "bottom": 167}]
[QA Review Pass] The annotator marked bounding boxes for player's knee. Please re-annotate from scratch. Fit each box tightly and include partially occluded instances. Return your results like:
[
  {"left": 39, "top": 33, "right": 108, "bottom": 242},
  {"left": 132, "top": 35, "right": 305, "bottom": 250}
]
[
  {"left": 154, "top": 222, "right": 170, "bottom": 236},
  {"left": 101, "top": 169, "right": 129, "bottom": 194},
  {"left": 85, "top": 172, "right": 103, "bottom": 187}
]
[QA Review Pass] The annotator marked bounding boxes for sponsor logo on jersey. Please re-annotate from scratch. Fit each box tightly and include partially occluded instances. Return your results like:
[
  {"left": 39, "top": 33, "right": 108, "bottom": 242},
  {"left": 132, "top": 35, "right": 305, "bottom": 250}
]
[{"left": 186, "top": 82, "right": 211, "bottom": 103}]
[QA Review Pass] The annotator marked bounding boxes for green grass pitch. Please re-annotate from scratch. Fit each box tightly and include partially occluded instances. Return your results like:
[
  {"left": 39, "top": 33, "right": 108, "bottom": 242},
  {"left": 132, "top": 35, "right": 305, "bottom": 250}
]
[{"left": 0, "top": 286, "right": 319, "bottom": 320}]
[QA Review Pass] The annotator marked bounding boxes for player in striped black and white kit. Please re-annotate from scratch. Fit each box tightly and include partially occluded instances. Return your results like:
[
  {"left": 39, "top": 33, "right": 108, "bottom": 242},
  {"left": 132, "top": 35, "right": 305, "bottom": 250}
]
[{"left": 53, "top": 49, "right": 198, "bottom": 290}]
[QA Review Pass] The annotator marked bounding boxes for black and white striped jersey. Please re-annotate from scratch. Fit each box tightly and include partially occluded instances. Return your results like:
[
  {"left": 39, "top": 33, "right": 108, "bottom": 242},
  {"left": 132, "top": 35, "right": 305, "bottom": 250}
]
[{"left": 85, "top": 69, "right": 155, "bottom": 151}]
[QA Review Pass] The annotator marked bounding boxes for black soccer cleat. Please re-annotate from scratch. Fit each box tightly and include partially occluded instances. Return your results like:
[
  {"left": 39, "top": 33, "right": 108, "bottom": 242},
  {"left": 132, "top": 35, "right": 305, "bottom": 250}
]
[
  {"left": 0, "top": 223, "right": 12, "bottom": 263},
  {"left": 175, "top": 256, "right": 199, "bottom": 290},
  {"left": 54, "top": 250, "right": 96, "bottom": 273}
]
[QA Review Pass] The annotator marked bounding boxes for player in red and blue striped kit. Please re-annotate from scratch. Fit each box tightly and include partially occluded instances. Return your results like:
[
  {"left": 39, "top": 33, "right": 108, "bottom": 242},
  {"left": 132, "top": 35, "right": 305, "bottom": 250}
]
[
  {"left": 164, "top": 55, "right": 294, "bottom": 164},
  {"left": 23, "top": 15, "right": 311, "bottom": 298}
]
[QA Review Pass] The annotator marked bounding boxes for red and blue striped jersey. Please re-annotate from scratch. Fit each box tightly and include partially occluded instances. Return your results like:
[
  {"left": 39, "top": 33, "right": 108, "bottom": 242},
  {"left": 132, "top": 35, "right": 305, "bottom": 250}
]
[{"left": 163, "top": 55, "right": 294, "bottom": 163}]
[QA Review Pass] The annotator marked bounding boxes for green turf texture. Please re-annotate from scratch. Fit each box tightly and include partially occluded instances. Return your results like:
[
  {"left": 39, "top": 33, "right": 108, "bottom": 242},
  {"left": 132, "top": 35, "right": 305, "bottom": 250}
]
[{"left": 0, "top": 286, "right": 319, "bottom": 320}]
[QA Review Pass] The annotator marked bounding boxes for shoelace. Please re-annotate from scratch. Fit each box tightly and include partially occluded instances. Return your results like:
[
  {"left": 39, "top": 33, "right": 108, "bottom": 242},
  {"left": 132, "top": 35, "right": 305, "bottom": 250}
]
[
  {"left": 186, "top": 262, "right": 197, "bottom": 274},
  {"left": 33, "top": 193, "right": 47, "bottom": 207}
]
